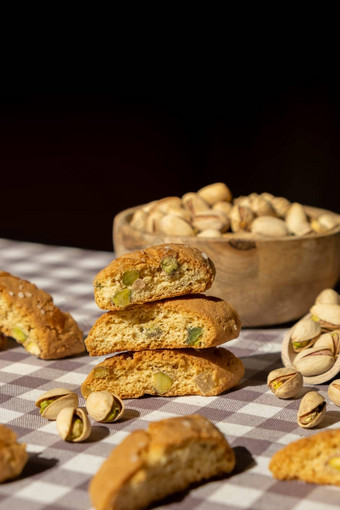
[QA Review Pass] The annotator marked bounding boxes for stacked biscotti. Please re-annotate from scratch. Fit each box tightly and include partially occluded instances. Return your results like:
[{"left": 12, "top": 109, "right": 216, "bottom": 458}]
[{"left": 82, "top": 244, "right": 244, "bottom": 399}]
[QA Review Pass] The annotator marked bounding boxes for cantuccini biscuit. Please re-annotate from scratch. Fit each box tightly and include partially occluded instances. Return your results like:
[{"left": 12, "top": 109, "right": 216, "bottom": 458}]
[
  {"left": 89, "top": 414, "right": 235, "bottom": 510},
  {"left": 85, "top": 294, "right": 241, "bottom": 355},
  {"left": 0, "top": 424, "right": 28, "bottom": 483},
  {"left": 81, "top": 347, "right": 244, "bottom": 399},
  {"left": 93, "top": 244, "right": 215, "bottom": 311},
  {"left": 269, "top": 429, "right": 340, "bottom": 486},
  {"left": 0, "top": 271, "right": 84, "bottom": 359}
]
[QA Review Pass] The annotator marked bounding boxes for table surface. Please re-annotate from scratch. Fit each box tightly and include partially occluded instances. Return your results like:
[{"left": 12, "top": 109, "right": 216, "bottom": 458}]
[{"left": 0, "top": 237, "right": 339, "bottom": 510}]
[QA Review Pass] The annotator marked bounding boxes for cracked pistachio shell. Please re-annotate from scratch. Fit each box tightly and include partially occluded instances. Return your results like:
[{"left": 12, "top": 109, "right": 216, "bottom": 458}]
[
  {"left": 145, "top": 209, "right": 164, "bottom": 234},
  {"left": 249, "top": 194, "right": 277, "bottom": 217},
  {"left": 251, "top": 216, "right": 289, "bottom": 237},
  {"left": 86, "top": 390, "right": 124, "bottom": 422},
  {"left": 268, "top": 196, "right": 291, "bottom": 218},
  {"left": 315, "top": 289, "right": 340, "bottom": 306},
  {"left": 192, "top": 210, "right": 229, "bottom": 232},
  {"left": 316, "top": 213, "right": 339, "bottom": 232},
  {"left": 56, "top": 407, "right": 91, "bottom": 442},
  {"left": 297, "top": 391, "right": 326, "bottom": 428},
  {"left": 230, "top": 204, "right": 255, "bottom": 232},
  {"left": 286, "top": 203, "right": 312, "bottom": 236},
  {"left": 213, "top": 201, "right": 232, "bottom": 216},
  {"left": 313, "top": 331, "right": 340, "bottom": 356},
  {"left": 130, "top": 208, "right": 148, "bottom": 232},
  {"left": 159, "top": 214, "right": 195, "bottom": 236},
  {"left": 267, "top": 367, "right": 303, "bottom": 399},
  {"left": 151, "top": 197, "right": 183, "bottom": 214},
  {"left": 293, "top": 346, "right": 335, "bottom": 376},
  {"left": 310, "top": 304, "right": 340, "bottom": 329},
  {"left": 35, "top": 388, "right": 78, "bottom": 420},
  {"left": 182, "top": 192, "right": 210, "bottom": 216},
  {"left": 197, "top": 182, "right": 232, "bottom": 205},
  {"left": 290, "top": 318, "right": 321, "bottom": 352},
  {"left": 328, "top": 380, "right": 340, "bottom": 407}
]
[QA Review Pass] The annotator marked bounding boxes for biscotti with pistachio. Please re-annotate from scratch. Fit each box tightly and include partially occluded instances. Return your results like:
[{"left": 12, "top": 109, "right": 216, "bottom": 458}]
[
  {"left": 269, "top": 429, "right": 340, "bottom": 486},
  {"left": 93, "top": 244, "right": 215, "bottom": 311},
  {"left": 0, "top": 424, "right": 28, "bottom": 483},
  {"left": 85, "top": 294, "right": 241, "bottom": 355},
  {"left": 81, "top": 347, "right": 244, "bottom": 399},
  {"left": 0, "top": 271, "right": 84, "bottom": 359},
  {"left": 89, "top": 414, "right": 235, "bottom": 510}
]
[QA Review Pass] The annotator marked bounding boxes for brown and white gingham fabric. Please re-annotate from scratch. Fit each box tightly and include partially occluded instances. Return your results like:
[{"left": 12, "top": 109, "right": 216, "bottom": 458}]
[{"left": 0, "top": 237, "right": 339, "bottom": 510}]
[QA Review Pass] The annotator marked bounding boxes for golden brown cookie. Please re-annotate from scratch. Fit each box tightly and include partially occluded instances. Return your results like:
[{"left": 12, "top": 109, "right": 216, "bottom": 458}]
[
  {"left": 89, "top": 414, "right": 235, "bottom": 510},
  {"left": 269, "top": 429, "right": 340, "bottom": 486},
  {"left": 0, "top": 271, "right": 84, "bottom": 359},
  {"left": 85, "top": 294, "right": 241, "bottom": 355},
  {"left": 81, "top": 347, "right": 244, "bottom": 399},
  {"left": 0, "top": 424, "right": 28, "bottom": 483},
  {"left": 93, "top": 244, "right": 215, "bottom": 311}
]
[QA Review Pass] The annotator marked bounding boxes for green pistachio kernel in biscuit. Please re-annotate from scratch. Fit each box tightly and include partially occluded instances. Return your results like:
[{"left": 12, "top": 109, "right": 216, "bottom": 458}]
[
  {"left": 144, "top": 327, "right": 163, "bottom": 339},
  {"left": 11, "top": 327, "right": 27, "bottom": 343},
  {"left": 153, "top": 372, "right": 173, "bottom": 394},
  {"left": 103, "top": 404, "right": 120, "bottom": 423},
  {"left": 160, "top": 256, "right": 179, "bottom": 275},
  {"left": 112, "top": 289, "right": 132, "bottom": 307},
  {"left": 186, "top": 327, "right": 203, "bottom": 346},
  {"left": 67, "top": 417, "right": 83, "bottom": 441},
  {"left": 95, "top": 281, "right": 104, "bottom": 289},
  {"left": 39, "top": 399, "right": 55, "bottom": 414},
  {"left": 25, "top": 341, "right": 41, "bottom": 356},
  {"left": 122, "top": 270, "right": 140, "bottom": 286},
  {"left": 329, "top": 457, "right": 340, "bottom": 470},
  {"left": 93, "top": 367, "right": 110, "bottom": 379}
]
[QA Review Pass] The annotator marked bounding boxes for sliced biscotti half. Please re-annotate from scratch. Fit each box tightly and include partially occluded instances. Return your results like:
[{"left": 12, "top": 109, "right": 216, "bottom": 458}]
[
  {"left": 0, "top": 271, "right": 84, "bottom": 359},
  {"left": 85, "top": 294, "right": 241, "bottom": 355},
  {"left": 93, "top": 243, "right": 215, "bottom": 310},
  {"left": 269, "top": 429, "right": 340, "bottom": 486},
  {"left": 81, "top": 347, "right": 244, "bottom": 399},
  {"left": 89, "top": 414, "right": 235, "bottom": 510}
]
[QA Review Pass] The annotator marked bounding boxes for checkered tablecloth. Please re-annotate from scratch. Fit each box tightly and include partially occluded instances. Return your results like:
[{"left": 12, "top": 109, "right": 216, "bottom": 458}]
[{"left": 0, "top": 237, "right": 339, "bottom": 510}]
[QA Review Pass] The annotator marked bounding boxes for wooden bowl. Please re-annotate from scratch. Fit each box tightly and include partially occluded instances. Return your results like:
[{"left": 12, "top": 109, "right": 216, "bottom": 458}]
[
  {"left": 281, "top": 314, "right": 340, "bottom": 384},
  {"left": 113, "top": 205, "right": 340, "bottom": 327}
]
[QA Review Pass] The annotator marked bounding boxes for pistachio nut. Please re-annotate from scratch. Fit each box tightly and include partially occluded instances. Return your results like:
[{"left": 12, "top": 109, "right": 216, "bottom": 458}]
[
  {"left": 153, "top": 372, "right": 173, "bottom": 394},
  {"left": 265, "top": 195, "right": 291, "bottom": 218},
  {"left": 192, "top": 210, "right": 229, "bottom": 232},
  {"left": 290, "top": 318, "right": 321, "bottom": 352},
  {"left": 182, "top": 192, "right": 210, "bottom": 216},
  {"left": 297, "top": 391, "right": 326, "bottom": 428},
  {"left": 35, "top": 388, "right": 78, "bottom": 420},
  {"left": 310, "top": 304, "right": 340, "bottom": 330},
  {"left": 251, "top": 216, "right": 289, "bottom": 237},
  {"left": 234, "top": 195, "right": 252, "bottom": 208},
  {"left": 197, "top": 229, "right": 223, "bottom": 238},
  {"left": 267, "top": 367, "right": 303, "bottom": 399},
  {"left": 315, "top": 289, "right": 340, "bottom": 306},
  {"left": 56, "top": 407, "right": 91, "bottom": 442},
  {"left": 130, "top": 208, "right": 147, "bottom": 232},
  {"left": 164, "top": 206, "right": 191, "bottom": 222},
  {"left": 318, "top": 213, "right": 339, "bottom": 232},
  {"left": 151, "top": 196, "right": 183, "bottom": 214},
  {"left": 145, "top": 209, "right": 164, "bottom": 234},
  {"left": 86, "top": 390, "right": 124, "bottom": 423},
  {"left": 293, "top": 346, "right": 335, "bottom": 376},
  {"left": 213, "top": 201, "right": 232, "bottom": 216},
  {"left": 229, "top": 204, "right": 255, "bottom": 232},
  {"left": 313, "top": 331, "right": 340, "bottom": 356},
  {"left": 328, "top": 379, "right": 340, "bottom": 407},
  {"left": 286, "top": 203, "right": 312, "bottom": 236},
  {"left": 197, "top": 182, "right": 232, "bottom": 205},
  {"left": 248, "top": 194, "right": 277, "bottom": 217},
  {"left": 159, "top": 214, "right": 195, "bottom": 236}
]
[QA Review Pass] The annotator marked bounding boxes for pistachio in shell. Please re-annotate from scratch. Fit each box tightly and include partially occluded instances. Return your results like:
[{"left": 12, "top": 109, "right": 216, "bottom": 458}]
[
  {"left": 297, "top": 391, "right": 326, "bottom": 428},
  {"left": 56, "top": 407, "right": 91, "bottom": 442},
  {"left": 328, "top": 379, "right": 340, "bottom": 407},
  {"left": 35, "top": 388, "right": 78, "bottom": 420},
  {"left": 313, "top": 331, "right": 340, "bottom": 357},
  {"left": 315, "top": 288, "right": 340, "bottom": 306},
  {"left": 290, "top": 318, "right": 321, "bottom": 352},
  {"left": 229, "top": 204, "right": 255, "bottom": 232},
  {"left": 293, "top": 346, "right": 335, "bottom": 376},
  {"left": 267, "top": 367, "right": 303, "bottom": 399},
  {"left": 85, "top": 390, "right": 124, "bottom": 423},
  {"left": 310, "top": 304, "right": 340, "bottom": 330},
  {"left": 286, "top": 203, "right": 312, "bottom": 236},
  {"left": 251, "top": 216, "right": 289, "bottom": 237}
]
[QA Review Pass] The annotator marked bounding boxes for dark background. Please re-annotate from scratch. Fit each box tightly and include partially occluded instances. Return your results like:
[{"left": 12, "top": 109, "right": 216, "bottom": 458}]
[{"left": 1, "top": 76, "right": 339, "bottom": 252}]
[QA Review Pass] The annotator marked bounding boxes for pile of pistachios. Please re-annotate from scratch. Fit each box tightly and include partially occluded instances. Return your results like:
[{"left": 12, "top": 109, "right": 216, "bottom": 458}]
[
  {"left": 35, "top": 388, "right": 124, "bottom": 442},
  {"left": 290, "top": 288, "right": 340, "bottom": 377},
  {"left": 129, "top": 182, "right": 339, "bottom": 238}
]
